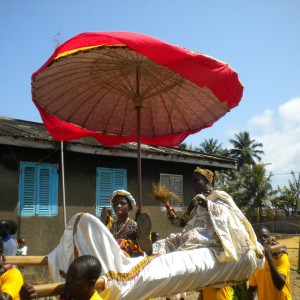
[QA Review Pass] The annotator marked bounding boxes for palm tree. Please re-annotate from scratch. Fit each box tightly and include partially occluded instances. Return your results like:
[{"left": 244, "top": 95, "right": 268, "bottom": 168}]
[
  {"left": 274, "top": 171, "right": 300, "bottom": 215},
  {"left": 229, "top": 131, "right": 264, "bottom": 170},
  {"left": 196, "top": 138, "right": 223, "bottom": 155},
  {"left": 222, "top": 164, "right": 274, "bottom": 223},
  {"left": 177, "top": 143, "right": 194, "bottom": 150}
]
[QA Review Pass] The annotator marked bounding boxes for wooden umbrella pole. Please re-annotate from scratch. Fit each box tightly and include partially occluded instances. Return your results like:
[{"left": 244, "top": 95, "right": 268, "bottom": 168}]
[
  {"left": 61, "top": 141, "right": 67, "bottom": 228},
  {"left": 136, "top": 105, "right": 142, "bottom": 213}
]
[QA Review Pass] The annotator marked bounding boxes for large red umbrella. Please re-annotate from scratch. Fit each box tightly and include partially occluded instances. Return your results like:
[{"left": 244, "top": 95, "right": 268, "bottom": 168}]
[{"left": 31, "top": 31, "right": 243, "bottom": 211}]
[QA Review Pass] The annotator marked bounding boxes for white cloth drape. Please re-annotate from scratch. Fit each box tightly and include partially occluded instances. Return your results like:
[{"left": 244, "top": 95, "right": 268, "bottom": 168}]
[{"left": 48, "top": 212, "right": 264, "bottom": 300}]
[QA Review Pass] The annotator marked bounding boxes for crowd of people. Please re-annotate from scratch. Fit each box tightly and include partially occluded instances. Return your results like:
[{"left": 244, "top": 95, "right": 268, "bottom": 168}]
[{"left": 0, "top": 167, "right": 292, "bottom": 300}]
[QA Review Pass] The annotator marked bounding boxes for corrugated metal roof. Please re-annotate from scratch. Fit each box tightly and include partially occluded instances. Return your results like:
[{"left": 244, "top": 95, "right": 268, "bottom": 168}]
[{"left": 0, "top": 116, "right": 236, "bottom": 169}]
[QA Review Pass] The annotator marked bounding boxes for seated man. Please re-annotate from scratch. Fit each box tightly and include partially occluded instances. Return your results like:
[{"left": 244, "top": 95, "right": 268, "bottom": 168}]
[
  {"left": 0, "top": 237, "right": 24, "bottom": 300},
  {"left": 154, "top": 167, "right": 260, "bottom": 263},
  {"left": 153, "top": 167, "right": 244, "bottom": 300}
]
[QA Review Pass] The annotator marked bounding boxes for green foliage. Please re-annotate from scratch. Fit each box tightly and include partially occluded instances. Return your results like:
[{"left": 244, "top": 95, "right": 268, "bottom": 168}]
[
  {"left": 195, "top": 138, "right": 223, "bottom": 155},
  {"left": 229, "top": 131, "right": 264, "bottom": 170},
  {"left": 177, "top": 143, "right": 194, "bottom": 150},
  {"left": 198, "top": 131, "right": 299, "bottom": 217},
  {"left": 232, "top": 283, "right": 247, "bottom": 300},
  {"left": 273, "top": 171, "right": 300, "bottom": 215},
  {"left": 217, "top": 164, "right": 274, "bottom": 222}
]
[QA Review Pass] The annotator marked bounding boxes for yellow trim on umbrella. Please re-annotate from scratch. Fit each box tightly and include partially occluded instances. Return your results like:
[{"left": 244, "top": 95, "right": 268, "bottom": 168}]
[{"left": 54, "top": 44, "right": 126, "bottom": 60}]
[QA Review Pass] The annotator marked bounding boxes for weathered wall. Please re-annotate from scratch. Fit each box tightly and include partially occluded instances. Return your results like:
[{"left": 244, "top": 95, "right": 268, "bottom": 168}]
[{"left": 0, "top": 144, "right": 197, "bottom": 259}]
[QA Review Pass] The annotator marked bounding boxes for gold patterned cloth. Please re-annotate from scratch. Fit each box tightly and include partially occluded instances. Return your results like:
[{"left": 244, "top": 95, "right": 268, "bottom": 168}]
[{"left": 164, "top": 190, "right": 263, "bottom": 262}]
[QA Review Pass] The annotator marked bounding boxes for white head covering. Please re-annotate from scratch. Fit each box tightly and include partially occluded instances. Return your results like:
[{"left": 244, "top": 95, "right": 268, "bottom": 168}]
[{"left": 110, "top": 190, "right": 136, "bottom": 209}]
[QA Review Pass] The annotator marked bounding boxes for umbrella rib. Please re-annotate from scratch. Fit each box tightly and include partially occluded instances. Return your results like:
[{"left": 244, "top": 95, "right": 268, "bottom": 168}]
[
  {"left": 44, "top": 77, "right": 96, "bottom": 118},
  {"left": 139, "top": 69, "right": 192, "bottom": 133},
  {"left": 34, "top": 63, "right": 95, "bottom": 106},
  {"left": 168, "top": 80, "right": 227, "bottom": 128},
  {"left": 180, "top": 82, "right": 228, "bottom": 122}
]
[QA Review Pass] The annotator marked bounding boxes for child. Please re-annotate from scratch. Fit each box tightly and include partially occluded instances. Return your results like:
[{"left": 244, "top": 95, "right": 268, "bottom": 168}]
[{"left": 17, "top": 238, "right": 27, "bottom": 256}]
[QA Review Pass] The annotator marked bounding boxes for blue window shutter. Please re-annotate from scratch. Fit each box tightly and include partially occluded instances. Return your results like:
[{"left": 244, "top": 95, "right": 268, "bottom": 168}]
[
  {"left": 96, "top": 168, "right": 112, "bottom": 215},
  {"left": 96, "top": 168, "right": 127, "bottom": 215},
  {"left": 19, "top": 164, "right": 36, "bottom": 216},
  {"left": 19, "top": 162, "right": 58, "bottom": 217},
  {"left": 50, "top": 166, "right": 58, "bottom": 215},
  {"left": 37, "top": 167, "right": 51, "bottom": 215},
  {"left": 37, "top": 166, "right": 58, "bottom": 216},
  {"left": 113, "top": 169, "right": 127, "bottom": 191}
]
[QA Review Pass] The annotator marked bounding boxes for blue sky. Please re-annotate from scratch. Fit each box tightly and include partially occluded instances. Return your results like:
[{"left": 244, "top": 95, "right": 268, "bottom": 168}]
[{"left": 1, "top": 1, "right": 299, "bottom": 188}]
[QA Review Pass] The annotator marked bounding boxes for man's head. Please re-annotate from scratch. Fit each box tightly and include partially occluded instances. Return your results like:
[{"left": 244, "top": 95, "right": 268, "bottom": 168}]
[
  {"left": 64, "top": 255, "right": 102, "bottom": 300},
  {"left": 255, "top": 225, "right": 271, "bottom": 246},
  {"left": 192, "top": 167, "right": 214, "bottom": 194},
  {"left": 0, "top": 220, "right": 11, "bottom": 239}
]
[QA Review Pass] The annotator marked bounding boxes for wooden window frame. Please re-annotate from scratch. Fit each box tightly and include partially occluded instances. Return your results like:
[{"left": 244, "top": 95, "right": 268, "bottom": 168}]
[{"left": 160, "top": 173, "right": 183, "bottom": 211}]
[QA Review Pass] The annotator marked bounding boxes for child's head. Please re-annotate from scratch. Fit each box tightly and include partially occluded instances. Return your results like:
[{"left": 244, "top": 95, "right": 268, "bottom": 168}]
[
  {"left": 18, "top": 238, "right": 26, "bottom": 247},
  {"left": 151, "top": 232, "right": 160, "bottom": 243}
]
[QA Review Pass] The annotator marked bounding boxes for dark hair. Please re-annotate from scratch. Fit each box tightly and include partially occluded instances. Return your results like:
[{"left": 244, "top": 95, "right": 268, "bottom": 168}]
[
  {"left": 254, "top": 224, "right": 270, "bottom": 234},
  {"left": 72, "top": 255, "right": 101, "bottom": 283},
  {"left": 0, "top": 220, "right": 11, "bottom": 235},
  {"left": 0, "top": 220, "right": 18, "bottom": 235}
]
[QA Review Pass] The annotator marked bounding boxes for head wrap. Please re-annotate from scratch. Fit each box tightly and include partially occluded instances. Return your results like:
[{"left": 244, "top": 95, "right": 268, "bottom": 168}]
[
  {"left": 110, "top": 190, "right": 136, "bottom": 209},
  {"left": 193, "top": 167, "right": 214, "bottom": 184}
]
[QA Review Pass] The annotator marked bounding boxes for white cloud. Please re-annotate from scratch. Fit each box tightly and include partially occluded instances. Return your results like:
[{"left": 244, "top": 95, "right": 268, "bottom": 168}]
[
  {"left": 247, "top": 97, "right": 300, "bottom": 188},
  {"left": 278, "top": 97, "right": 300, "bottom": 130},
  {"left": 248, "top": 109, "right": 275, "bottom": 133}
]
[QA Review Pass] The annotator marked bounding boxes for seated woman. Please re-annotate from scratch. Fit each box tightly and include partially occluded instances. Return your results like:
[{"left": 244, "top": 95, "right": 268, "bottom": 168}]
[{"left": 105, "top": 190, "right": 145, "bottom": 258}]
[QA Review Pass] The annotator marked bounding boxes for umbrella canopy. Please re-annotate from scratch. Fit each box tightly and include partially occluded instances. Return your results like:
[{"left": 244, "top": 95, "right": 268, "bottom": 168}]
[{"left": 32, "top": 31, "right": 243, "bottom": 211}]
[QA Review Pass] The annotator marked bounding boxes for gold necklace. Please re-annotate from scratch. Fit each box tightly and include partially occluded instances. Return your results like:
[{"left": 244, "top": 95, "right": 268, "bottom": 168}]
[{"left": 113, "top": 217, "right": 130, "bottom": 238}]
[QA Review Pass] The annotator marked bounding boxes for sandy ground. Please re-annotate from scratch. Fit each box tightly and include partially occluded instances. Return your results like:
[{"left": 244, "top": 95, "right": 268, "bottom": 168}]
[
  {"left": 154, "top": 235, "right": 300, "bottom": 300},
  {"left": 277, "top": 235, "right": 300, "bottom": 300}
]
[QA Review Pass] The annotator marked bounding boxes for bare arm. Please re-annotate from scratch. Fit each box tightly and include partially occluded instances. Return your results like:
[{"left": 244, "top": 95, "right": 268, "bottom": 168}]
[
  {"left": 264, "top": 245, "right": 286, "bottom": 291},
  {"left": 164, "top": 203, "right": 183, "bottom": 226}
]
